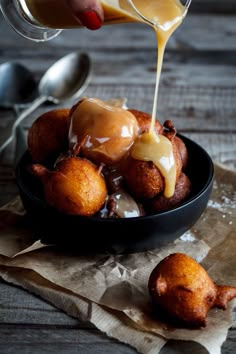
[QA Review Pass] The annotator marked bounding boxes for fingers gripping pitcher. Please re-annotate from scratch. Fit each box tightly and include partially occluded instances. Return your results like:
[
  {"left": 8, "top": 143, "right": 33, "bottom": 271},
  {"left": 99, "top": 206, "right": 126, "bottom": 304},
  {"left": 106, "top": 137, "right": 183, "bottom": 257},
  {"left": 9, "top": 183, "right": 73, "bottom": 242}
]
[{"left": 0, "top": 0, "right": 191, "bottom": 42}]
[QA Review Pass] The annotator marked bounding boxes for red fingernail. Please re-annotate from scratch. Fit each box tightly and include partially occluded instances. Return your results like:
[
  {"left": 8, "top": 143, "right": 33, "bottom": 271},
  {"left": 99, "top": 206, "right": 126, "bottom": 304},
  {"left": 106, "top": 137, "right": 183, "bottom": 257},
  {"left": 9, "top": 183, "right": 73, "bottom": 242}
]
[{"left": 78, "top": 10, "right": 102, "bottom": 30}]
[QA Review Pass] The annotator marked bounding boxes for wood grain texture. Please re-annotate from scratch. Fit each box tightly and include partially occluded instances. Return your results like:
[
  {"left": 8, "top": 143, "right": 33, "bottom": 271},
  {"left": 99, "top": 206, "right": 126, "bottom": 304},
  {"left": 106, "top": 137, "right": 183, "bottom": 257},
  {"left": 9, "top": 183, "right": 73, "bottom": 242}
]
[
  {"left": 0, "top": 0, "right": 235, "bottom": 352},
  {"left": 0, "top": 279, "right": 235, "bottom": 354}
]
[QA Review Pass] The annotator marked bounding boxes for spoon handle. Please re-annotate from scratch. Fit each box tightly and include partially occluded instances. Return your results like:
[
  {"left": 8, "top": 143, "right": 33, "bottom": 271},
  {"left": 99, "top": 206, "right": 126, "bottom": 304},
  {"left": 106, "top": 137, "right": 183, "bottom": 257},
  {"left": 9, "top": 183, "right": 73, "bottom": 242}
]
[
  {"left": 13, "top": 105, "right": 28, "bottom": 167},
  {"left": 0, "top": 95, "right": 47, "bottom": 154}
]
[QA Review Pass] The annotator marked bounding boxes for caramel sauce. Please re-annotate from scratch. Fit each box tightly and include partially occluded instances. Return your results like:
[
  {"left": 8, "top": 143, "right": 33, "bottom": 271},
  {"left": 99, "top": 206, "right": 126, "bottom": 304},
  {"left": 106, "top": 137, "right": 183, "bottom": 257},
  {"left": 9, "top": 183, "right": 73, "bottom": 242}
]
[
  {"left": 69, "top": 98, "right": 138, "bottom": 163},
  {"left": 131, "top": 132, "right": 176, "bottom": 198},
  {"left": 130, "top": 0, "right": 187, "bottom": 197},
  {"left": 25, "top": 0, "right": 188, "bottom": 198},
  {"left": 109, "top": 190, "right": 141, "bottom": 218}
]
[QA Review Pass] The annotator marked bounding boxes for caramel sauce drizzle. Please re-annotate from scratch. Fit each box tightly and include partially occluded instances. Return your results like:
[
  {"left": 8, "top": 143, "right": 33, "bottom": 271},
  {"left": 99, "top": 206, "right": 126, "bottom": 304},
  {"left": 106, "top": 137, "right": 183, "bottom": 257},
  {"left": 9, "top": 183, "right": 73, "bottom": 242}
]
[
  {"left": 27, "top": 0, "right": 188, "bottom": 198},
  {"left": 130, "top": 0, "right": 187, "bottom": 197}
]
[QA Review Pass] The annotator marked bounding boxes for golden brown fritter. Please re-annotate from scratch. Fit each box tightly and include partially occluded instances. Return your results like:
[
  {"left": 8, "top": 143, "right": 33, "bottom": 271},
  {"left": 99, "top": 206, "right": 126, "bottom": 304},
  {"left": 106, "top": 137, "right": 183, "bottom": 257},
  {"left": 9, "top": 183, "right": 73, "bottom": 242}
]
[
  {"left": 30, "top": 156, "right": 107, "bottom": 216},
  {"left": 174, "top": 136, "right": 188, "bottom": 171},
  {"left": 122, "top": 134, "right": 183, "bottom": 201},
  {"left": 171, "top": 137, "right": 183, "bottom": 181},
  {"left": 128, "top": 109, "right": 163, "bottom": 135},
  {"left": 122, "top": 157, "right": 165, "bottom": 200},
  {"left": 28, "top": 108, "right": 70, "bottom": 163},
  {"left": 147, "top": 172, "right": 191, "bottom": 213},
  {"left": 148, "top": 253, "right": 236, "bottom": 328},
  {"left": 162, "top": 120, "right": 184, "bottom": 178}
]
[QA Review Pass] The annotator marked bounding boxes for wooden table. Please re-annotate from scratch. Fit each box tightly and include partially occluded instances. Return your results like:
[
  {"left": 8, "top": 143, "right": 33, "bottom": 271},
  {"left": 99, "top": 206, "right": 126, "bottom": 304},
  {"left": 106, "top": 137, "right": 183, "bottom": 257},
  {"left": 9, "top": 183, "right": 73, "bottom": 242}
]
[{"left": 0, "top": 1, "right": 235, "bottom": 352}]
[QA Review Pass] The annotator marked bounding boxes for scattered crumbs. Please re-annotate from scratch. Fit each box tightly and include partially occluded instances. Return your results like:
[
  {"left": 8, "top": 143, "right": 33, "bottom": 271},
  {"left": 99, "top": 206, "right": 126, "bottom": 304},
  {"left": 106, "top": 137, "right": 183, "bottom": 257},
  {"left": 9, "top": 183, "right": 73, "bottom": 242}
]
[
  {"left": 222, "top": 195, "right": 231, "bottom": 204},
  {"left": 179, "top": 232, "right": 196, "bottom": 242},
  {"left": 222, "top": 214, "right": 226, "bottom": 218},
  {"left": 195, "top": 254, "right": 206, "bottom": 263},
  {"left": 221, "top": 194, "right": 236, "bottom": 209},
  {"left": 208, "top": 196, "right": 236, "bottom": 213},
  {"left": 208, "top": 200, "right": 222, "bottom": 210},
  {"left": 229, "top": 221, "right": 233, "bottom": 225}
]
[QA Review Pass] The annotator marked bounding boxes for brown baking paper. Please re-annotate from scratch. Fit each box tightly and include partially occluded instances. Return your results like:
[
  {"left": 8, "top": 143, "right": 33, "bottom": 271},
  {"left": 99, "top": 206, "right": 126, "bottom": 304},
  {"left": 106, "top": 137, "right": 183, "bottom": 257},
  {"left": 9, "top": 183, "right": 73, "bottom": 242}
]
[{"left": 0, "top": 163, "right": 235, "bottom": 354}]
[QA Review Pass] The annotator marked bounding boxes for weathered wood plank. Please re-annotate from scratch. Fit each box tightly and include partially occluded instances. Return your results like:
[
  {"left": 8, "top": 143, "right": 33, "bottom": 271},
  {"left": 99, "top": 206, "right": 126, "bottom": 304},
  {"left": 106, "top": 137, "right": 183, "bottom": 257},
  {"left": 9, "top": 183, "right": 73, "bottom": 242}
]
[
  {"left": 1, "top": 82, "right": 236, "bottom": 133},
  {"left": 0, "top": 328, "right": 235, "bottom": 354},
  {"left": 0, "top": 280, "right": 235, "bottom": 354},
  {"left": 0, "top": 327, "right": 235, "bottom": 354},
  {"left": 1, "top": 14, "right": 236, "bottom": 52},
  {"left": 0, "top": 280, "right": 81, "bottom": 327},
  {"left": 190, "top": 0, "right": 236, "bottom": 14},
  {"left": 1, "top": 50, "right": 235, "bottom": 88},
  {"left": 0, "top": 326, "right": 138, "bottom": 354},
  {"left": 181, "top": 133, "right": 236, "bottom": 170}
]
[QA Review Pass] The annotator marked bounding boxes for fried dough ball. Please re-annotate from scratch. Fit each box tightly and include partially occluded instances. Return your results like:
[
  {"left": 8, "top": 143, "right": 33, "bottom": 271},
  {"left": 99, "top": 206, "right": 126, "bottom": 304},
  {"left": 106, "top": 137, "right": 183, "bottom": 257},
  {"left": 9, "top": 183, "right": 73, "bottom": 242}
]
[
  {"left": 30, "top": 157, "right": 107, "bottom": 216},
  {"left": 163, "top": 120, "right": 188, "bottom": 171},
  {"left": 122, "top": 157, "right": 164, "bottom": 200},
  {"left": 147, "top": 173, "right": 191, "bottom": 213},
  {"left": 174, "top": 136, "right": 188, "bottom": 171},
  {"left": 148, "top": 253, "right": 236, "bottom": 328},
  {"left": 162, "top": 120, "right": 184, "bottom": 177},
  {"left": 122, "top": 135, "right": 183, "bottom": 200},
  {"left": 170, "top": 137, "right": 183, "bottom": 182},
  {"left": 28, "top": 108, "right": 70, "bottom": 163},
  {"left": 68, "top": 98, "right": 139, "bottom": 165},
  {"left": 128, "top": 109, "right": 163, "bottom": 135}
]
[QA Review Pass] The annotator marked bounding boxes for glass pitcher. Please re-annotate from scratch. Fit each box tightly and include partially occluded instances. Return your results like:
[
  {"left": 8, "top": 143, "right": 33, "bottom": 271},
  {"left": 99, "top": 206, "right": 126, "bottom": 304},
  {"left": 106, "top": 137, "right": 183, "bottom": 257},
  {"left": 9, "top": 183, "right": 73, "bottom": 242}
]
[{"left": 0, "top": 0, "right": 191, "bottom": 42}]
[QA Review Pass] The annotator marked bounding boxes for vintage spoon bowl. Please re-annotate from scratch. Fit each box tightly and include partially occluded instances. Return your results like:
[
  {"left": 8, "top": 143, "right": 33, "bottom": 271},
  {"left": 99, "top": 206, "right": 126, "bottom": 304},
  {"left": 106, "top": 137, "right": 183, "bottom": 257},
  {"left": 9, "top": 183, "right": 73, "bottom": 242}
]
[
  {"left": 0, "top": 62, "right": 37, "bottom": 108},
  {"left": 0, "top": 62, "right": 38, "bottom": 162}
]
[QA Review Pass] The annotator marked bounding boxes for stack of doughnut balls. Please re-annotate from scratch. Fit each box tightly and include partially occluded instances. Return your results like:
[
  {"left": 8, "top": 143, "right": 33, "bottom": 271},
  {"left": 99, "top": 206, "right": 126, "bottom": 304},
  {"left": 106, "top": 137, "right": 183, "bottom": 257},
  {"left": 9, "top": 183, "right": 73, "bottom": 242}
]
[
  {"left": 27, "top": 98, "right": 236, "bottom": 330},
  {"left": 28, "top": 97, "right": 191, "bottom": 218}
]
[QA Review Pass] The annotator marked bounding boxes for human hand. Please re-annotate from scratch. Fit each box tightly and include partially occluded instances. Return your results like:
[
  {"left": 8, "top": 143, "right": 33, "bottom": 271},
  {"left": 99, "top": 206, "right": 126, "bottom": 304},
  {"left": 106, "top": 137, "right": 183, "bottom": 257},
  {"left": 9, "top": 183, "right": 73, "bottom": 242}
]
[{"left": 65, "top": 0, "right": 104, "bottom": 30}]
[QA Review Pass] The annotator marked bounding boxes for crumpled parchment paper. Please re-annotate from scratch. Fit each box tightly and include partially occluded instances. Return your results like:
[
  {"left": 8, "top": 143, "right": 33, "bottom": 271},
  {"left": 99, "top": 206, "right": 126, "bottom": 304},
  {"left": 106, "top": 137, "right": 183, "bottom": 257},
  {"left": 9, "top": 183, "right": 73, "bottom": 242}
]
[{"left": 0, "top": 163, "right": 235, "bottom": 354}]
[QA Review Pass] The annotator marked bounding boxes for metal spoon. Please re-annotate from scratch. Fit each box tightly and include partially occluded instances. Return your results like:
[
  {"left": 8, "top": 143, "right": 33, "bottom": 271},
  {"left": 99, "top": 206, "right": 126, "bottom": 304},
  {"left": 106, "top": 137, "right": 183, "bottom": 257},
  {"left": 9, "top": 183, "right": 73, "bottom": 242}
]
[
  {"left": 0, "top": 62, "right": 38, "bottom": 162},
  {"left": 0, "top": 52, "right": 92, "bottom": 154},
  {"left": 0, "top": 62, "right": 37, "bottom": 109}
]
